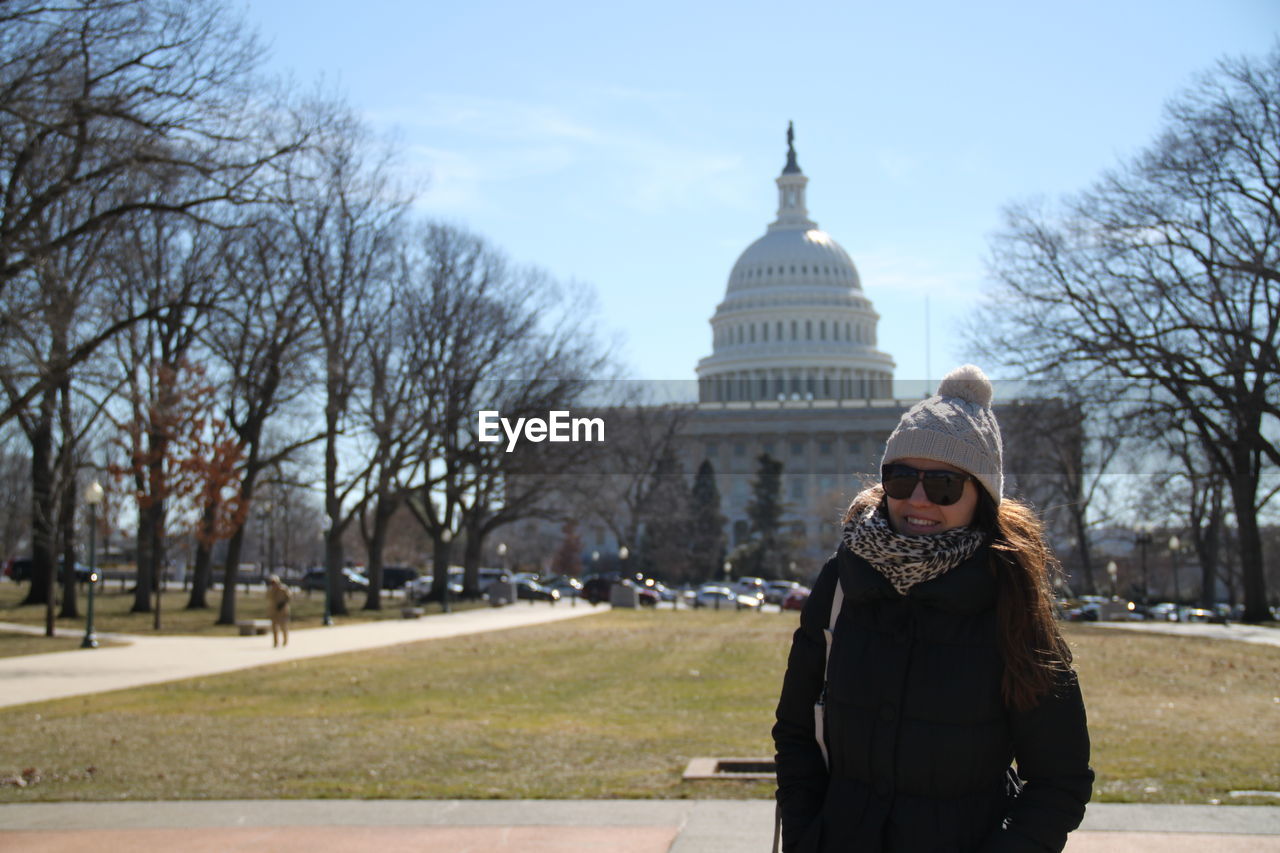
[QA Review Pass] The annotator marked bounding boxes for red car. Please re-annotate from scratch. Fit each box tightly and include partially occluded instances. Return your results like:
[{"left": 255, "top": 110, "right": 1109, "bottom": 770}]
[{"left": 782, "top": 586, "right": 811, "bottom": 611}]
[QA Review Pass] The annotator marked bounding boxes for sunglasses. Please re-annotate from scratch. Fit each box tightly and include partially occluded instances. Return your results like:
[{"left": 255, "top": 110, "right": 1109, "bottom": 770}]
[{"left": 881, "top": 463, "right": 974, "bottom": 507}]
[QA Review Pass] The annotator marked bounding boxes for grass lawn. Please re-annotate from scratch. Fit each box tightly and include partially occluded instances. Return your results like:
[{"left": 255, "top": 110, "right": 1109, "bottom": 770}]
[
  {"left": 0, "top": 580, "right": 479, "bottom": 639},
  {"left": 0, "top": 612, "right": 1275, "bottom": 805}
]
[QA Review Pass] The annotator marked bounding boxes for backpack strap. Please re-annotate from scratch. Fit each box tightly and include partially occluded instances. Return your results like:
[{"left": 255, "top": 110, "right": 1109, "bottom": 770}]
[
  {"left": 813, "top": 575, "right": 844, "bottom": 768},
  {"left": 779, "top": 573, "right": 844, "bottom": 853}
]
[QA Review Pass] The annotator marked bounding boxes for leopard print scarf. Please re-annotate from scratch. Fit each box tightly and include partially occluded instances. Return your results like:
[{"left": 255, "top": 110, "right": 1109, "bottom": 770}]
[{"left": 842, "top": 503, "right": 986, "bottom": 595}]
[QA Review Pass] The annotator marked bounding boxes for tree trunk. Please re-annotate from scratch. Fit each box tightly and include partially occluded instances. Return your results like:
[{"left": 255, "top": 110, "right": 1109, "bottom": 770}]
[
  {"left": 325, "top": 524, "right": 347, "bottom": 616},
  {"left": 1227, "top": 453, "right": 1268, "bottom": 622},
  {"left": 323, "top": 412, "right": 348, "bottom": 616},
  {"left": 22, "top": 415, "right": 56, "bottom": 608},
  {"left": 1069, "top": 507, "right": 1096, "bottom": 595},
  {"left": 1194, "top": 495, "right": 1222, "bottom": 609},
  {"left": 57, "top": 468, "right": 78, "bottom": 619},
  {"left": 463, "top": 527, "right": 484, "bottom": 597},
  {"left": 187, "top": 532, "right": 213, "bottom": 609},
  {"left": 217, "top": 516, "right": 248, "bottom": 625},
  {"left": 361, "top": 495, "right": 397, "bottom": 611},
  {"left": 432, "top": 533, "right": 455, "bottom": 598}
]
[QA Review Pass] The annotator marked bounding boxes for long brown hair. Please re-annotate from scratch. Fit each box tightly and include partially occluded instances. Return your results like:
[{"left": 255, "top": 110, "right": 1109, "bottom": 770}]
[{"left": 843, "top": 486, "right": 1071, "bottom": 712}]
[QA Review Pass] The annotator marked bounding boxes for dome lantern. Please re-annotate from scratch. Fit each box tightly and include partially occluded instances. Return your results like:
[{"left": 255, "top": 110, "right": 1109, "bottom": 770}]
[{"left": 772, "top": 121, "right": 814, "bottom": 232}]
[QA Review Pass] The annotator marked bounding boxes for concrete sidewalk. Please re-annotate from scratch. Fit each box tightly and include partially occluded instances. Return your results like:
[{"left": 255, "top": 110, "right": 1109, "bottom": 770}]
[
  {"left": 1091, "top": 620, "right": 1280, "bottom": 648},
  {"left": 0, "top": 800, "right": 1277, "bottom": 852},
  {"left": 0, "top": 600, "right": 604, "bottom": 709}
]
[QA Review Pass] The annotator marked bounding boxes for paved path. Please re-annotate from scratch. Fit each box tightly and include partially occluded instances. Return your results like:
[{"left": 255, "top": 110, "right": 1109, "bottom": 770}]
[
  {"left": 1090, "top": 620, "right": 1280, "bottom": 648},
  {"left": 0, "top": 600, "right": 605, "bottom": 709},
  {"left": 0, "top": 800, "right": 1277, "bottom": 852}
]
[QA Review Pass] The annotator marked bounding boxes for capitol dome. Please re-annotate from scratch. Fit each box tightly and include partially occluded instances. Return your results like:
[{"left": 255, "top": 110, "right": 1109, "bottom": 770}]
[{"left": 696, "top": 126, "right": 895, "bottom": 403}]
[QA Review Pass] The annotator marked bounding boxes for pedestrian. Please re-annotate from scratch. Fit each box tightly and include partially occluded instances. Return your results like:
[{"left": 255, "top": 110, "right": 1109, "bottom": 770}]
[
  {"left": 266, "top": 574, "right": 291, "bottom": 648},
  {"left": 773, "top": 365, "right": 1092, "bottom": 852}
]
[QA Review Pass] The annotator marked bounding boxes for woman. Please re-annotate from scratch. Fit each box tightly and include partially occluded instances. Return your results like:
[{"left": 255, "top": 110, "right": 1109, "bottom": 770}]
[
  {"left": 773, "top": 365, "right": 1092, "bottom": 853},
  {"left": 266, "top": 575, "right": 291, "bottom": 648}
]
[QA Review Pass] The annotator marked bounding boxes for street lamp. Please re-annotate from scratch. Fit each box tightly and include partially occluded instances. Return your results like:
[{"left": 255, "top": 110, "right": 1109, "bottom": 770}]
[
  {"left": 82, "top": 481, "right": 104, "bottom": 649},
  {"left": 1168, "top": 535, "right": 1182, "bottom": 620},
  {"left": 618, "top": 545, "right": 629, "bottom": 577},
  {"left": 1106, "top": 561, "right": 1118, "bottom": 599},
  {"left": 320, "top": 520, "right": 333, "bottom": 626},
  {"left": 440, "top": 529, "right": 453, "bottom": 614}
]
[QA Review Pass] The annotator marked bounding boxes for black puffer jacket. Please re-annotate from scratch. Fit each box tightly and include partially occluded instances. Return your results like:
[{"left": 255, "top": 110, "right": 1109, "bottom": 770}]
[{"left": 773, "top": 544, "right": 1092, "bottom": 853}]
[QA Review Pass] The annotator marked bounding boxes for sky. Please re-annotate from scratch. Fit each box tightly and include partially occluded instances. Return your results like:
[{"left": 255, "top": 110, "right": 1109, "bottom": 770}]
[{"left": 243, "top": 1, "right": 1278, "bottom": 396}]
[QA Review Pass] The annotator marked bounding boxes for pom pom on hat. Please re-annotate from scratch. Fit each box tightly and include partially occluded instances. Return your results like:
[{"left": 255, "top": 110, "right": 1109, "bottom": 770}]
[{"left": 936, "top": 364, "right": 993, "bottom": 408}]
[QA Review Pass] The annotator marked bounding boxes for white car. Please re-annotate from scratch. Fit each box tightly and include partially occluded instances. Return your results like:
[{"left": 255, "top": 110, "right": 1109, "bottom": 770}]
[
  {"left": 695, "top": 584, "right": 761, "bottom": 609},
  {"left": 765, "top": 580, "right": 801, "bottom": 604}
]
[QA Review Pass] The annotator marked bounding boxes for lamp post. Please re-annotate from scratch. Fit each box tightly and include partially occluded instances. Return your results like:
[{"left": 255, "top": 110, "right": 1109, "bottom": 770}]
[
  {"left": 1168, "top": 535, "right": 1182, "bottom": 621},
  {"left": 618, "top": 545, "right": 629, "bottom": 577},
  {"left": 81, "top": 481, "right": 104, "bottom": 649},
  {"left": 1135, "top": 526, "right": 1153, "bottom": 607},
  {"left": 1106, "top": 561, "right": 1118, "bottom": 599},
  {"left": 320, "top": 520, "right": 333, "bottom": 626},
  {"left": 440, "top": 529, "right": 452, "bottom": 614}
]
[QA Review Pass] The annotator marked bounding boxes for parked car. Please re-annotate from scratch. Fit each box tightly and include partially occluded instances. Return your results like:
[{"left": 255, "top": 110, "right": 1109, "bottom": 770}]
[
  {"left": 4, "top": 557, "right": 92, "bottom": 583},
  {"left": 1065, "top": 602, "right": 1100, "bottom": 622},
  {"left": 300, "top": 568, "right": 369, "bottom": 593},
  {"left": 543, "top": 576, "right": 584, "bottom": 599},
  {"left": 514, "top": 579, "right": 560, "bottom": 602},
  {"left": 580, "top": 573, "right": 617, "bottom": 605},
  {"left": 733, "top": 576, "right": 767, "bottom": 602},
  {"left": 404, "top": 574, "right": 463, "bottom": 602},
  {"left": 3, "top": 557, "right": 31, "bottom": 581},
  {"left": 1179, "top": 607, "right": 1227, "bottom": 624},
  {"left": 378, "top": 566, "right": 420, "bottom": 590},
  {"left": 623, "top": 575, "right": 663, "bottom": 606},
  {"left": 765, "top": 580, "right": 802, "bottom": 605},
  {"left": 694, "top": 584, "right": 760, "bottom": 610},
  {"left": 782, "top": 586, "right": 811, "bottom": 611}
]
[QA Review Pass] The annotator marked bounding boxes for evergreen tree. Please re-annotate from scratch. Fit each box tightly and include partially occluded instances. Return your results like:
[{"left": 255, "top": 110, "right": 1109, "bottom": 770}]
[
  {"left": 745, "top": 453, "right": 788, "bottom": 577},
  {"left": 689, "top": 459, "right": 727, "bottom": 584}
]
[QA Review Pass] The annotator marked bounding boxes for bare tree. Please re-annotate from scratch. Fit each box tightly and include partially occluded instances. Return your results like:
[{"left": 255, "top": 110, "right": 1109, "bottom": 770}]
[
  {"left": 996, "top": 388, "right": 1126, "bottom": 594},
  {"left": 397, "top": 223, "right": 609, "bottom": 597},
  {"left": 975, "top": 48, "right": 1279, "bottom": 621},
  {"left": 0, "top": 0, "right": 294, "bottom": 426},
  {"left": 0, "top": 189, "right": 117, "bottom": 618},
  {"left": 352, "top": 281, "right": 427, "bottom": 611},
  {"left": 286, "top": 103, "right": 407, "bottom": 618},
  {"left": 204, "top": 211, "right": 321, "bottom": 624},
  {"left": 105, "top": 212, "right": 229, "bottom": 621}
]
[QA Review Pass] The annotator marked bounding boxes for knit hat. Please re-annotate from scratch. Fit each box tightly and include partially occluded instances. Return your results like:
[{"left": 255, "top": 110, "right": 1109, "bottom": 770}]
[{"left": 881, "top": 365, "right": 1004, "bottom": 505}]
